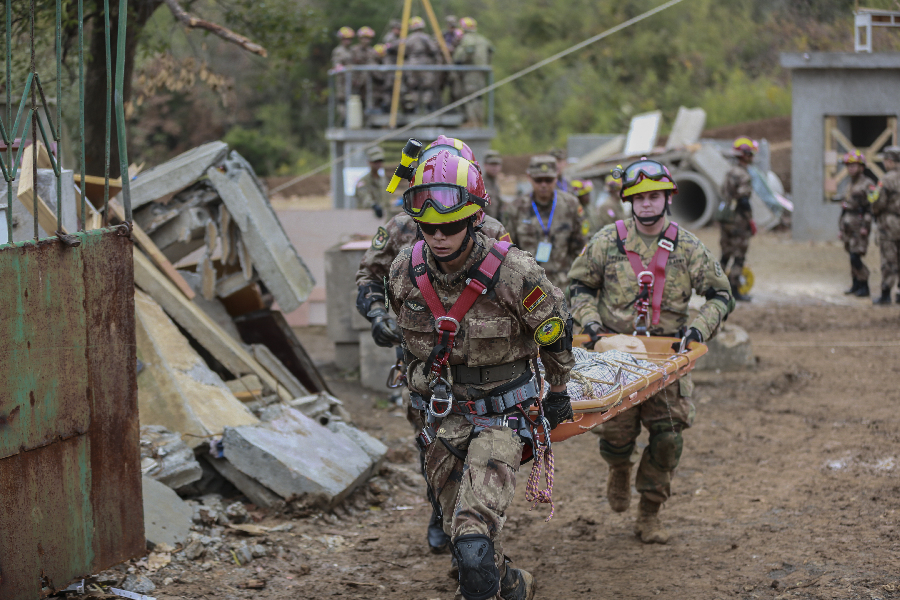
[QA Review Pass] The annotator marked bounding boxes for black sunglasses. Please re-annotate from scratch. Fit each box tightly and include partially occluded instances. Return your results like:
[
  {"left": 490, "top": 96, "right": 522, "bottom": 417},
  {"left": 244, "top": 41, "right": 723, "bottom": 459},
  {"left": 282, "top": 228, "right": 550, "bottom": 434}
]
[
  {"left": 533, "top": 177, "right": 555, "bottom": 184},
  {"left": 418, "top": 220, "right": 469, "bottom": 237}
]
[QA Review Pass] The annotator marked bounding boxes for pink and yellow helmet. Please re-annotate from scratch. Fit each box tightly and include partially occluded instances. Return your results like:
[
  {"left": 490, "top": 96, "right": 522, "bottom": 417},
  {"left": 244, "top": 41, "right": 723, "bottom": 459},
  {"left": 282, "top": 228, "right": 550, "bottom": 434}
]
[
  {"left": 570, "top": 179, "right": 594, "bottom": 198},
  {"left": 460, "top": 17, "right": 477, "bottom": 31},
  {"left": 732, "top": 136, "right": 758, "bottom": 157},
  {"left": 617, "top": 158, "right": 678, "bottom": 200},
  {"left": 842, "top": 149, "right": 866, "bottom": 165},
  {"left": 357, "top": 26, "right": 375, "bottom": 38},
  {"left": 403, "top": 151, "right": 489, "bottom": 224},
  {"left": 337, "top": 26, "right": 355, "bottom": 39},
  {"left": 420, "top": 135, "right": 477, "bottom": 165},
  {"left": 409, "top": 16, "right": 426, "bottom": 31}
]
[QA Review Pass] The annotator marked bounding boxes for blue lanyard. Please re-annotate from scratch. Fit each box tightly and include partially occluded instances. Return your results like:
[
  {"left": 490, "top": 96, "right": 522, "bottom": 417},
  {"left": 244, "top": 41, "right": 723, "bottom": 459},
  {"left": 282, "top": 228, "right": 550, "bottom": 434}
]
[{"left": 531, "top": 191, "right": 557, "bottom": 238}]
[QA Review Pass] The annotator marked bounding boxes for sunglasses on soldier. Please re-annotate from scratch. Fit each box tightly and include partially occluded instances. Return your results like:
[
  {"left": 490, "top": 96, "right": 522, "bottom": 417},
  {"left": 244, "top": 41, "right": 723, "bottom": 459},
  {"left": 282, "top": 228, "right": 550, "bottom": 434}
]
[{"left": 417, "top": 219, "right": 469, "bottom": 237}]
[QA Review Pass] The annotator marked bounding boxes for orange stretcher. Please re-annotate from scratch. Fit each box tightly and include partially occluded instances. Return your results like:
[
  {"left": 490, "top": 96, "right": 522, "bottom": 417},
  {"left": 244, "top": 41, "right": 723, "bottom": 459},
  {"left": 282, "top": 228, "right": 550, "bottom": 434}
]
[{"left": 529, "top": 334, "right": 708, "bottom": 445}]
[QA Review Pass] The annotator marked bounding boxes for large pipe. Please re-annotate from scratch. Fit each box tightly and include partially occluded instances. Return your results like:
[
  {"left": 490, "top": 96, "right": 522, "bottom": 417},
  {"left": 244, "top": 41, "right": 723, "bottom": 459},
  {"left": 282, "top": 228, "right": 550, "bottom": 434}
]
[{"left": 671, "top": 170, "right": 717, "bottom": 231}]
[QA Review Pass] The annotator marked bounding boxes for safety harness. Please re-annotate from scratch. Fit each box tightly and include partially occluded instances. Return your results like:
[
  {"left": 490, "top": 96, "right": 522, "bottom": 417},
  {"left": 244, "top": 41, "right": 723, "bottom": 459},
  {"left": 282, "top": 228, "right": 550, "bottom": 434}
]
[{"left": 615, "top": 219, "right": 679, "bottom": 335}]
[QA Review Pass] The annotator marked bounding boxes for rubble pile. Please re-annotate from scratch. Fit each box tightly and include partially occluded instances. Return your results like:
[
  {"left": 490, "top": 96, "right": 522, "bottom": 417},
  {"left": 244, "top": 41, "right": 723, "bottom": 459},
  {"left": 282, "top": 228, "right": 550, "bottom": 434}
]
[{"left": 114, "top": 142, "right": 386, "bottom": 546}]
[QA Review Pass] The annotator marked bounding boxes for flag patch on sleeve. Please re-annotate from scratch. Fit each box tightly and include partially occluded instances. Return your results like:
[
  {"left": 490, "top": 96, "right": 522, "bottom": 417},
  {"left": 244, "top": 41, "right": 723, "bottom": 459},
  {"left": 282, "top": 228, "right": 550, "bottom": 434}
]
[{"left": 523, "top": 286, "right": 546, "bottom": 312}]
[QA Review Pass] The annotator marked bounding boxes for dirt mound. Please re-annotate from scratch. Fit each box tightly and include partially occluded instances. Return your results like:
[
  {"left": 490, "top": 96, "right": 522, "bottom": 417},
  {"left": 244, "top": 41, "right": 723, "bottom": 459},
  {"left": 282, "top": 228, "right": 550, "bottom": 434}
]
[{"left": 703, "top": 115, "right": 792, "bottom": 144}]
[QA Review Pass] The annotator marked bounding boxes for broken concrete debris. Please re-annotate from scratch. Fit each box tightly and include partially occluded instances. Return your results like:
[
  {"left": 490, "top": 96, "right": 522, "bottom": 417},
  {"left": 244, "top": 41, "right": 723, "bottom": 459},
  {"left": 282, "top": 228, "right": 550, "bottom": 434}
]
[{"left": 129, "top": 141, "right": 385, "bottom": 522}]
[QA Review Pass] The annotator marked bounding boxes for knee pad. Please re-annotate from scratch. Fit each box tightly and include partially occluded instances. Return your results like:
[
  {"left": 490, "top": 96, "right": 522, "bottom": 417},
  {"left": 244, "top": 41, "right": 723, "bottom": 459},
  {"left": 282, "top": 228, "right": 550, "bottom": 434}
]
[
  {"left": 850, "top": 253, "right": 863, "bottom": 270},
  {"left": 599, "top": 439, "right": 635, "bottom": 465},
  {"left": 648, "top": 429, "right": 683, "bottom": 472},
  {"left": 451, "top": 534, "right": 500, "bottom": 600}
]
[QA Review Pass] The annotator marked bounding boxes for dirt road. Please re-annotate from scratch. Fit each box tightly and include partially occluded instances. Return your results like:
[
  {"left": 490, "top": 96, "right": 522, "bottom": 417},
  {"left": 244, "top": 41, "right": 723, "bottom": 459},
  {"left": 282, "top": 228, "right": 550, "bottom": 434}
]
[{"left": 134, "top": 230, "right": 900, "bottom": 600}]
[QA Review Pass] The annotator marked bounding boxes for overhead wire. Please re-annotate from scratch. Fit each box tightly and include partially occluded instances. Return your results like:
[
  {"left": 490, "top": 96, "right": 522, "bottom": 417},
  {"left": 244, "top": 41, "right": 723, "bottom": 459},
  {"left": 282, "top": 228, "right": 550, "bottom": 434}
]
[{"left": 270, "top": 0, "right": 688, "bottom": 196}]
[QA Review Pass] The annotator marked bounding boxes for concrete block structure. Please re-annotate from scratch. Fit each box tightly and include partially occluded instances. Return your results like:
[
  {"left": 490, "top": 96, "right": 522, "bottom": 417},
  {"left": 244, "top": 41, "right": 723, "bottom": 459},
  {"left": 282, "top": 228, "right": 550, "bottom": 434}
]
[{"left": 780, "top": 52, "right": 900, "bottom": 241}]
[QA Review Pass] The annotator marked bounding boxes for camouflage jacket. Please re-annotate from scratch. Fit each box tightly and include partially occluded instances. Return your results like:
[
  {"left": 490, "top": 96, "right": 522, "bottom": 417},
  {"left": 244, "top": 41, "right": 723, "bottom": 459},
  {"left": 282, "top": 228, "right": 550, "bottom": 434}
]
[
  {"left": 452, "top": 32, "right": 493, "bottom": 66},
  {"left": 350, "top": 44, "right": 379, "bottom": 65},
  {"left": 331, "top": 45, "right": 353, "bottom": 68},
  {"left": 406, "top": 32, "right": 440, "bottom": 64},
  {"left": 582, "top": 197, "right": 626, "bottom": 240},
  {"left": 388, "top": 232, "right": 574, "bottom": 398},
  {"left": 356, "top": 171, "right": 399, "bottom": 217},
  {"left": 356, "top": 213, "right": 508, "bottom": 289},
  {"left": 567, "top": 218, "right": 732, "bottom": 340},
  {"left": 837, "top": 173, "right": 877, "bottom": 218},
  {"left": 504, "top": 190, "right": 585, "bottom": 290},
  {"left": 872, "top": 168, "right": 900, "bottom": 239},
  {"left": 718, "top": 164, "right": 753, "bottom": 223}
]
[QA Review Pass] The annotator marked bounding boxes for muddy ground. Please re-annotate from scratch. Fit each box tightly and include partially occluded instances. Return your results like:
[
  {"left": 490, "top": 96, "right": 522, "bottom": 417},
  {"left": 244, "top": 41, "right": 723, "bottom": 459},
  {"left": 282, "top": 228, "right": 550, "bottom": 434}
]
[{"left": 106, "top": 229, "right": 900, "bottom": 600}]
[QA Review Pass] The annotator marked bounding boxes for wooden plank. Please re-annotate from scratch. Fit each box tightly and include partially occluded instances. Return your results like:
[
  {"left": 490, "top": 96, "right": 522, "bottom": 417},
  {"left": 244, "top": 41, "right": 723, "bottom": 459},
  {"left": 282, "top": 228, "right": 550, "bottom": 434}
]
[
  {"left": 251, "top": 343, "right": 308, "bottom": 399},
  {"left": 109, "top": 199, "right": 196, "bottom": 300},
  {"left": 16, "top": 144, "right": 68, "bottom": 236},
  {"left": 132, "top": 250, "right": 292, "bottom": 401}
]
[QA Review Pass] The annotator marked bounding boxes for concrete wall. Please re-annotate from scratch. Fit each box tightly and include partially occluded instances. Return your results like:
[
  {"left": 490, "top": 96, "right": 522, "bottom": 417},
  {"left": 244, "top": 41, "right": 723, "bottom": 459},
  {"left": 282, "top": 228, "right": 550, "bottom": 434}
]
[{"left": 782, "top": 52, "right": 900, "bottom": 241}]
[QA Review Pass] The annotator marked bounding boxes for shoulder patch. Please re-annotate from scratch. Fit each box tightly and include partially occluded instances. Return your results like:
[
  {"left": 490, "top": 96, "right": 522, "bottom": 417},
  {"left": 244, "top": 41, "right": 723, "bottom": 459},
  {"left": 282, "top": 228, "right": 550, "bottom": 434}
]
[
  {"left": 523, "top": 286, "right": 547, "bottom": 312},
  {"left": 372, "top": 226, "right": 389, "bottom": 250},
  {"left": 498, "top": 232, "right": 512, "bottom": 243},
  {"left": 405, "top": 299, "right": 427, "bottom": 312},
  {"left": 534, "top": 317, "right": 564, "bottom": 346}
]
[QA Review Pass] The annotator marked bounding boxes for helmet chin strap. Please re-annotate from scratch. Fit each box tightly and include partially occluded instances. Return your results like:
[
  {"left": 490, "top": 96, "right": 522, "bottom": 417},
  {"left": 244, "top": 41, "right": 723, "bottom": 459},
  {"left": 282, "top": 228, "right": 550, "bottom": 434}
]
[
  {"left": 631, "top": 192, "right": 671, "bottom": 226},
  {"left": 431, "top": 219, "right": 475, "bottom": 263}
]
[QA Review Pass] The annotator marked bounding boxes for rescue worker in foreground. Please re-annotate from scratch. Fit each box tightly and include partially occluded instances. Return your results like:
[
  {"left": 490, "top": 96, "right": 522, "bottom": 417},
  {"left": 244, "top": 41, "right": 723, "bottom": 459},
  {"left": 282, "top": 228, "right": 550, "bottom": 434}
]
[
  {"left": 567, "top": 158, "right": 733, "bottom": 544},
  {"left": 871, "top": 145, "right": 900, "bottom": 305},
  {"left": 717, "top": 137, "right": 757, "bottom": 302},
  {"left": 505, "top": 155, "right": 585, "bottom": 291},
  {"left": 388, "top": 150, "right": 574, "bottom": 600},
  {"left": 355, "top": 139, "right": 509, "bottom": 555},
  {"left": 356, "top": 146, "right": 394, "bottom": 219},
  {"left": 835, "top": 149, "right": 877, "bottom": 297}
]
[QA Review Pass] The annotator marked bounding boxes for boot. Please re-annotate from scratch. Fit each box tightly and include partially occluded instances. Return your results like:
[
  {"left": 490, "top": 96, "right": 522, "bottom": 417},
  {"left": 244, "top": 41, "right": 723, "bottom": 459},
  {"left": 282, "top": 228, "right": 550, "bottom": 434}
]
[
  {"left": 854, "top": 280, "right": 870, "bottom": 297},
  {"left": 427, "top": 507, "right": 450, "bottom": 553},
  {"left": 499, "top": 566, "right": 535, "bottom": 600},
  {"left": 873, "top": 288, "right": 892, "bottom": 305},
  {"left": 845, "top": 278, "right": 860, "bottom": 294},
  {"left": 634, "top": 496, "right": 670, "bottom": 544},
  {"left": 606, "top": 464, "right": 632, "bottom": 513}
]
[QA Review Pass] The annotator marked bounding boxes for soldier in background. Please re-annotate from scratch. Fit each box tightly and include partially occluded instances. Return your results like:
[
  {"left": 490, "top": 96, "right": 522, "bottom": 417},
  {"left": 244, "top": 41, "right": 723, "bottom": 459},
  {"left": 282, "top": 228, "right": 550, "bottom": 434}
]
[
  {"left": 716, "top": 137, "right": 757, "bottom": 302},
  {"left": 443, "top": 15, "right": 463, "bottom": 53},
  {"left": 835, "top": 150, "right": 876, "bottom": 297},
  {"left": 482, "top": 149, "right": 504, "bottom": 222},
  {"left": 871, "top": 146, "right": 900, "bottom": 305},
  {"left": 370, "top": 44, "right": 390, "bottom": 112},
  {"left": 403, "top": 17, "right": 440, "bottom": 112},
  {"left": 356, "top": 146, "right": 393, "bottom": 219},
  {"left": 452, "top": 17, "right": 492, "bottom": 127},
  {"left": 351, "top": 27, "right": 379, "bottom": 99},
  {"left": 571, "top": 179, "right": 599, "bottom": 239},
  {"left": 568, "top": 158, "right": 733, "bottom": 544},
  {"left": 595, "top": 174, "right": 626, "bottom": 230},
  {"left": 331, "top": 27, "right": 356, "bottom": 124},
  {"left": 382, "top": 19, "right": 401, "bottom": 55},
  {"left": 504, "top": 155, "right": 584, "bottom": 290},
  {"left": 550, "top": 148, "right": 571, "bottom": 194}
]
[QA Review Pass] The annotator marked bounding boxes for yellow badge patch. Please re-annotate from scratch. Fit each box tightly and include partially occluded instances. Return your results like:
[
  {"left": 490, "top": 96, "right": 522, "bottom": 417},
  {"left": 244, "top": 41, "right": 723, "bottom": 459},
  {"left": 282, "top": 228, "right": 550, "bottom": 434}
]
[
  {"left": 372, "top": 226, "right": 389, "bottom": 250},
  {"left": 534, "top": 317, "right": 564, "bottom": 346}
]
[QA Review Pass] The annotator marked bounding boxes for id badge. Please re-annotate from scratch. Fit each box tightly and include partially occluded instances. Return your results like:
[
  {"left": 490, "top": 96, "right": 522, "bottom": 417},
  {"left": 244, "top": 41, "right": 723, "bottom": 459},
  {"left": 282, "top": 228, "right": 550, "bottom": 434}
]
[{"left": 535, "top": 241, "right": 553, "bottom": 263}]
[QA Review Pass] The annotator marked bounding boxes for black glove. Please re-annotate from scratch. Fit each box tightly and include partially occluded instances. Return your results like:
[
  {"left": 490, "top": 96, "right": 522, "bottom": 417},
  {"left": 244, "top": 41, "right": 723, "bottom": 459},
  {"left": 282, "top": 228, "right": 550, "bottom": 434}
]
[
  {"left": 581, "top": 321, "right": 603, "bottom": 348},
  {"left": 672, "top": 327, "right": 702, "bottom": 353},
  {"left": 372, "top": 204, "right": 384, "bottom": 219},
  {"left": 368, "top": 307, "right": 400, "bottom": 347},
  {"left": 543, "top": 391, "right": 574, "bottom": 430}
]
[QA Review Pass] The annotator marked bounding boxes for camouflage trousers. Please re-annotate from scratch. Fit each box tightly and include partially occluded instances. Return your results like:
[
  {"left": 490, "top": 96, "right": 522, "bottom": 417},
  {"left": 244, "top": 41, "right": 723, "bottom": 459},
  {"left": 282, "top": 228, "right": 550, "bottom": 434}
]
[
  {"left": 878, "top": 235, "right": 900, "bottom": 291},
  {"left": 425, "top": 414, "right": 523, "bottom": 568},
  {"left": 597, "top": 381, "right": 695, "bottom": 504},
  {"left": 840, "top": 212, "right": 871, "bottom": 281},
  {"left": 719, "top": 215, "right": 752, "bottom": 290}
]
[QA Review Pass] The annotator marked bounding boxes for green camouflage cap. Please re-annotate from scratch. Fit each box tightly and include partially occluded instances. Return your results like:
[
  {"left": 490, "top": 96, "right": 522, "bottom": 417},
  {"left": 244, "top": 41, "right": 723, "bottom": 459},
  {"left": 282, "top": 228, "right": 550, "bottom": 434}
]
[
  {"left": 484, "top": 149, "right": 502, "bottom": 165},
  {"left": 527, "top": 154, "right": 558, "bottom": 177},
  {"left": 366, "top": 146, "right": 385, "bottom": 162},
  {"left": 883, "top": 145, "right": 900, "bottom": 161}
]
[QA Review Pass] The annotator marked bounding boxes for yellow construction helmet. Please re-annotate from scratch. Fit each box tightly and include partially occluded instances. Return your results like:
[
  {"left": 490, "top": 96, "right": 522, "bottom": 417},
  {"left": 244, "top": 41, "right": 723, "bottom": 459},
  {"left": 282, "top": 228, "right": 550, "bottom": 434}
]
[{"left": 616, "top": 158, "right": 678, "bottom": 200}]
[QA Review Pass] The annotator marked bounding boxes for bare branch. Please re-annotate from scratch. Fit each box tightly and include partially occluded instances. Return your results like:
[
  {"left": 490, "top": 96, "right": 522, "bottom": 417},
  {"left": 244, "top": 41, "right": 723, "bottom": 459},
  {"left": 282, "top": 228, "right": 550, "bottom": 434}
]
[{"left": 162, "top": 0, "right": 268, "bottom": 58}]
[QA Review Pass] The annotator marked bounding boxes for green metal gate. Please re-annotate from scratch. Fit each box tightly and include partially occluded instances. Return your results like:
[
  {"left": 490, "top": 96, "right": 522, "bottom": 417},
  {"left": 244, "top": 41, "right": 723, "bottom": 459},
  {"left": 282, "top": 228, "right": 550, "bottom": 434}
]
[{"left": 0, "top": 1, "right": 143, "bottom": 598}]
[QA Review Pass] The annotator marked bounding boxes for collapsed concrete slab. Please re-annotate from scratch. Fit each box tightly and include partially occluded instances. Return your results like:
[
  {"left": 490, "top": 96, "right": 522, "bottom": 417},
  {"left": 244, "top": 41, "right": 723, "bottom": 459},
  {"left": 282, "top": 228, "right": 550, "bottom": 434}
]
[
  {"left": 223, "top": 406, "right": 374, "bottom": 505},
  {"left": 697, "top": 323, "right": 754, "bottom": 371},
  {"left": 329, "top": 420, "right": 388, "bottom": 466},
  {"left": 142, "top": 475, "right": 193, "bottom": 547},
  {"left": 203, "top": 455, "right": 282, "bottom": 509},
  {"left": 134, "top": 289, "right": 259, "bottom": 448},
  {"left": 128, "top": 141, "right": 229, "bottom": 210},
  {"left": 140, "top": 425, "right": 203, "bottom": 490},
  {"left": 207, "top": 152, "right": 315, "bottom": 313}
]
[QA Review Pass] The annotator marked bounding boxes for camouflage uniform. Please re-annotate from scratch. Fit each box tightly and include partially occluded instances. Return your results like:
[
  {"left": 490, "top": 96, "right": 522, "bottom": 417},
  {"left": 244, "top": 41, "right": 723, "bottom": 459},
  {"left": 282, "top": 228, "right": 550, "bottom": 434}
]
[
  {"left": 331, "top": 43, "right": 354, "bottom": 123},
  {"left": 388, "top": 231, "right": 574, "bottom": 570},
  {"left": 567, "top": 218, "right": 732, "bottom": 504},
  {"left": 504, "top": 190, "right": 585, "bottom": 291},
  {"left": 483, "top": 173, "right": 503, "bottom": 221},
  {"left": 591, "top": 194, "right": 626, "bottom": 234},
  {"left": 356, "top": 213, "right": 509, "bottom": 431},
  {"left": 717, "top": 163, "right": 753, "bottom": 292},
  {"left": 452, "top": 31, "right": 493, "bottom": 125},
  {"left": 350, "top": 42, "right": 379, "bottom": 96},
  {"left": 873, "top": 166, "right": 900, "bottom": 293},
  {"left": 836, "top": 173, "right": 877, "bottom": 283},
  {"left": 404, "top": 31, "right": 440, "bottom": 111},
  {"left": 355, "top": 171, "right": 398, "bottom": 217}
]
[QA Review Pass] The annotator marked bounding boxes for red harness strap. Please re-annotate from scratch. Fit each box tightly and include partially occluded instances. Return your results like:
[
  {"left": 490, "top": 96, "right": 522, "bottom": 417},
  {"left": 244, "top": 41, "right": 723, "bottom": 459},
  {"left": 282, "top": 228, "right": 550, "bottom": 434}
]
[
  {"left": 411, "top": 239, "right": 511, "bottom": 379},
  {"left": 615, "top": 220, "right": 678, "bottom": 330}
]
